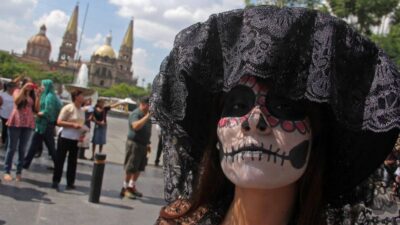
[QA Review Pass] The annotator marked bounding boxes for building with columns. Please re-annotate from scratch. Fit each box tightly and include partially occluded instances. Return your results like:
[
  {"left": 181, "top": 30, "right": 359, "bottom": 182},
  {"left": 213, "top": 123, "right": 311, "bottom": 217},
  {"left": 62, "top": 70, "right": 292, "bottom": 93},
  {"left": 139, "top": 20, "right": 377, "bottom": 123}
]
[
  {"left": 89, "top": 19, "right": 135, "bottom": 87},
  {"left": 22, "top": 25, "right": 51, "bottom": 63},
  {"left": 19, "top": 3, "right": 137, "bottom": 87}
]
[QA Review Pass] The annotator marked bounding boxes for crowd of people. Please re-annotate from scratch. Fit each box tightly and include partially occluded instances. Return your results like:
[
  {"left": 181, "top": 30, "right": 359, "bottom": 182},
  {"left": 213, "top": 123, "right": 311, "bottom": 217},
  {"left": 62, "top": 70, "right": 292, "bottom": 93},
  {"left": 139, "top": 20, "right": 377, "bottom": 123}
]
[{"left": 0, "top": 76, "right": 136, "bottom": 191}]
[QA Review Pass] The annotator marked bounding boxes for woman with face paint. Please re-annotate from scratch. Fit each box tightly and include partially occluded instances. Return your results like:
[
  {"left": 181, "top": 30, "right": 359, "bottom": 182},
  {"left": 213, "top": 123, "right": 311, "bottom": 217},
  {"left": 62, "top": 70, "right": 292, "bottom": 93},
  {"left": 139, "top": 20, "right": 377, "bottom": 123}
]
[{"left": 151, "top": 6, "right": 400, "bottom": 225}]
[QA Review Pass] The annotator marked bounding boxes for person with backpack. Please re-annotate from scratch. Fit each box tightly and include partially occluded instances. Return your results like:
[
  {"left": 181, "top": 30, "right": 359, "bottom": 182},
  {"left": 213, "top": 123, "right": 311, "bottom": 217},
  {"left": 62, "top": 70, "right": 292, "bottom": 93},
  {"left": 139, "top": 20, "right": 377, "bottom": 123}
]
[{"left": 23, "top": 79, "right": 62, "bottom": 170}]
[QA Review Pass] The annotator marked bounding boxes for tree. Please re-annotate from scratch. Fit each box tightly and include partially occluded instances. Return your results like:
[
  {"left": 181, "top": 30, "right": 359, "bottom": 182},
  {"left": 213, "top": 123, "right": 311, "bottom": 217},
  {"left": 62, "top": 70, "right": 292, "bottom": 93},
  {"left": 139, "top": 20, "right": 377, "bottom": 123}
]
[
  {"left": 94, "top": 83, "right": 150, "bottom": 98},
  {"left": 244, "top": 0, "right": 322, "bottom": 9},
  {"left": 0, "top": 52, "right": 73, "bottom": 84},
  {"left": 327, "top": 0, "right": 400, "bottom": 35},
  {"left": 371, "top": 24, "right": 400, "bottom": 66}
]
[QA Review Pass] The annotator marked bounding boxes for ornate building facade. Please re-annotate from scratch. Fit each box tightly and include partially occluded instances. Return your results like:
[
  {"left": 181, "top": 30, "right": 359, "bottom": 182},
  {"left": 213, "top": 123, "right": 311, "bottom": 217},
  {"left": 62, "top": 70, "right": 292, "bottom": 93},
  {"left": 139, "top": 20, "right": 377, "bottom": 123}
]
[
  {"left": 22, "top": 25, "right": 51, "bottom": 63},
  {"left": 20, "top": 4, "right": 137, "bottom": 87},
  {"left": 89, "top": 19, "right": 135, "bottom": 87},
  {"left": 58, "top": 4, "right": 78, "bottom": 66}
]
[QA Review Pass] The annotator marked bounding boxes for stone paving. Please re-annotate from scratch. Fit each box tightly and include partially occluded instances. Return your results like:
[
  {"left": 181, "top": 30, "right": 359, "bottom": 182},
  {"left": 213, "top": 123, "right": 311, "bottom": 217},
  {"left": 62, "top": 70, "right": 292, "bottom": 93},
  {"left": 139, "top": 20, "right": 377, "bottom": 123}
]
[{"left": 0, "top": 116, "right": 166, "bottom": 225}]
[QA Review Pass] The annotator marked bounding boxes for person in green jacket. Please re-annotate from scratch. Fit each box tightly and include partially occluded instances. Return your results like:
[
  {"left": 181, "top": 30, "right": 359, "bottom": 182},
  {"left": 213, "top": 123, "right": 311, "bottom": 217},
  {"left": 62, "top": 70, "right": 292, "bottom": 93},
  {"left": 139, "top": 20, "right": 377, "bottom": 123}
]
[{"left": 23, "top": 79, "right": 62, "bottom": 169}]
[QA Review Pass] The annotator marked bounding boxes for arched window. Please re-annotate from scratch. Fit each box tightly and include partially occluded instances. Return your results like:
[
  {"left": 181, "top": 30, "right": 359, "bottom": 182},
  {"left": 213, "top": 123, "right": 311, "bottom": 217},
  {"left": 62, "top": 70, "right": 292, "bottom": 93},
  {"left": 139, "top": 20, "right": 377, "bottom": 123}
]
[{"left": 102, "top": 68, "right": 107, "bottom": 77}]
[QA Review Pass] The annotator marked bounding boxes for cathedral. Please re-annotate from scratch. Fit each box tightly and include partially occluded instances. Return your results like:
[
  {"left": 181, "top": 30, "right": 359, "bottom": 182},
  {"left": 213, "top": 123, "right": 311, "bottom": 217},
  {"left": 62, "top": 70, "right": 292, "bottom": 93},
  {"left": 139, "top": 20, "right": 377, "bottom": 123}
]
[{"left": 21, "top": 4, "right": 137, "bottom": 87}]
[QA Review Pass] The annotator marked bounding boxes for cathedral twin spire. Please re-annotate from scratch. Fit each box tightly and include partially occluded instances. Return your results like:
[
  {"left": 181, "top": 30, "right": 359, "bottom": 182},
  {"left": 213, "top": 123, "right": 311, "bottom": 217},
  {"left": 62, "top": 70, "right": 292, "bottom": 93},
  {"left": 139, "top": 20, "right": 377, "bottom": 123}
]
[
  {"left": 58, "top": 4, "right": 134, "bottom": 68},
  {"left": 58, "top": 4, "right": 78, "bottom": 64}
]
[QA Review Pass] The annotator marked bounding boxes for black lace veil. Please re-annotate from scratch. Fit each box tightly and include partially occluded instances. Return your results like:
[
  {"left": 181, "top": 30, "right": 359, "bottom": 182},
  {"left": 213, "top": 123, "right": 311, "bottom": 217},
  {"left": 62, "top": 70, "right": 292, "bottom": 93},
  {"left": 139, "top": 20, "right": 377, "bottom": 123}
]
[{"left": 151, "top": 5, "right": 400, "bottom": 224}]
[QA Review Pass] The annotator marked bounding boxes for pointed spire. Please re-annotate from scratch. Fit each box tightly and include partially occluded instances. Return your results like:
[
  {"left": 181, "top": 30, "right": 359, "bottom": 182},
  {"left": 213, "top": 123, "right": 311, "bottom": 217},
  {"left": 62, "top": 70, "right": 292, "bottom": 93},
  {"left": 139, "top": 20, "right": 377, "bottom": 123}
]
[
  {"left": 66, "top": 4, "right": 79, "bottom": 35},
  {"left": 106, "top": 31, "right": 112, "bottom": 46},
  {"left": 121, "top": 19, "right": 133, "bottom": 48}
]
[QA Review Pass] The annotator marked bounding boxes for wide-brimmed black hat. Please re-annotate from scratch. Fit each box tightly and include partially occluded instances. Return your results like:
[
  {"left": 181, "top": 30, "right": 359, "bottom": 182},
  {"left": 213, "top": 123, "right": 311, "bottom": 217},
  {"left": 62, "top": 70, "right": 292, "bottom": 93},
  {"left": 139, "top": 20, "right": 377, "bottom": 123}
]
[{"left": 151, "top": 5, "right": 400, "bottom": 210}]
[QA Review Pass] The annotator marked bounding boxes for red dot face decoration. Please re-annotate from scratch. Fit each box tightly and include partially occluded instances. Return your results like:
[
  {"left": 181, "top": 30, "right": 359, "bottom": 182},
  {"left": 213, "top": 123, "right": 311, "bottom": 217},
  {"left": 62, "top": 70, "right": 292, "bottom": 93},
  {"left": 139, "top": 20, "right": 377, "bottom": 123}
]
[{"left": 217, "top": 76, "right": 312, "bottom": 189}]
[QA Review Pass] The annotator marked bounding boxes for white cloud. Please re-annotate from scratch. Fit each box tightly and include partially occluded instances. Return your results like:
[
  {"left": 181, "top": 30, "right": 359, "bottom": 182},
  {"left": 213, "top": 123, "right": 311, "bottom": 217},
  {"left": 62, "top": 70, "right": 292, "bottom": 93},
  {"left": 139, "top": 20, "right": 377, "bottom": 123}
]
[
  {"left": 33, "top": 10, "right": 69, "bottom": 61},
  {"left": 0, "top": 0, "right": 38, "bottom": 19},
  {"left": 109, "top": 0, "right": 244, "bottom": 51},
  {"left": 0, "top": 19, "right": 28, "bottom": 54},
  {"left": 133, "top": 48, "right": 157, "bottom": 86},
  {"left": 135, "top": 19, "right": 177, "bottom": 49},
  {"left": 163, "top": 6, "right": 193, "bottom": 21},
  {"left": 79, "top": 33, "right": 104, "bottom": 60},
  {"left": 0, "top": 0, "right": 39, "bottom": 54},
  {"left": 109, "top": 0, "right": 244, "bottom": 85}
]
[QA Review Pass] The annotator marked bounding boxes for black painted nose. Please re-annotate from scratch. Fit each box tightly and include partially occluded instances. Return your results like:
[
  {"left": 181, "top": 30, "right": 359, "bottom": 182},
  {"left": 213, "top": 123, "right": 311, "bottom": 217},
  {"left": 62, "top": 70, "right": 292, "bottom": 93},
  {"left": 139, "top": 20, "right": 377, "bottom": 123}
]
[
  {"left": 241, "top": 115, "right": 268, "bottom": 132},
  {"left": 256, "top": 116, "right": 267, "bottom": 131},
  {"left": 241, "top": 119, "right": 250, "bottom": 131}
]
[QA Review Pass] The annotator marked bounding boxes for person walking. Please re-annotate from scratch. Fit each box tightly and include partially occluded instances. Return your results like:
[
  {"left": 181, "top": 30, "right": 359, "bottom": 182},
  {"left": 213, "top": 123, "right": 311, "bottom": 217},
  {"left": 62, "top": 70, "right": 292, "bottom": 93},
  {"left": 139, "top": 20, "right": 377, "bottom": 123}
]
[
  {"left": 78, "top": 98, "right": 93, "bottom": 160},
  {"left": 90, "top": 99, "right": 122, "bottom": 160},
  {"left": 0, "top": 82, "right": 17, "bottom": 148},
  {"left": 120, "top": 96, "right": 152, "bottom": 199},
  {"left": 23, "top": 80, "right": 62, "bottom": 169},
  {"left": 3, "top": 81, "right": 38, "bottom": 181},
  {"left": 52, "top": 89, "right": 88, "bottom": 190}
]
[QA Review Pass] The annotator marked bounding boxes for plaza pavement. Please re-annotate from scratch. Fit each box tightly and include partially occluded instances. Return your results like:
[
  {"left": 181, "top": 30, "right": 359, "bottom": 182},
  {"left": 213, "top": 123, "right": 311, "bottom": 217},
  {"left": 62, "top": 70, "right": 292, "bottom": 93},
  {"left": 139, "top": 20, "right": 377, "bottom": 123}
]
[{"left": 0, "top": 116, "right": 166, "bottom": 225}]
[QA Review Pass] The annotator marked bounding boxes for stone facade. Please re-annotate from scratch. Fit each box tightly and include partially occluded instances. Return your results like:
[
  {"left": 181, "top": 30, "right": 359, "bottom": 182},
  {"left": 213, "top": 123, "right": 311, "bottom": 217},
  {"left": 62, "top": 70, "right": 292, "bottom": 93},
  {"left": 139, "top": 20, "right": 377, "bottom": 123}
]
[
  {"left": 22, "top": 25, "right": 51, "bottom": 64},
  {"left": 19, "top": 4, "right": 137, "bottom": 87}
]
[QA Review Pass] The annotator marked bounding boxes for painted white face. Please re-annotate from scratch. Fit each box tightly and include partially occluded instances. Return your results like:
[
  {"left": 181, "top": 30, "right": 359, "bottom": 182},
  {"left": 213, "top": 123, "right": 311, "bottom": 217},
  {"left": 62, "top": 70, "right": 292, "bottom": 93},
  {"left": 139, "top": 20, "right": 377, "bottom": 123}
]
[{"left": 217, "top": 76, "right": 312, "bottom": 189}]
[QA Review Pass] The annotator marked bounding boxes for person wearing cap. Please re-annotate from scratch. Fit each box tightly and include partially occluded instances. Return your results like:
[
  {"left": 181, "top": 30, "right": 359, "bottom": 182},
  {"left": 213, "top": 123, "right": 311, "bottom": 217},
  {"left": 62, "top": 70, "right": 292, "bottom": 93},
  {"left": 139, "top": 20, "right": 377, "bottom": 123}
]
[
  {"left": 23, "top": 79, "right": 62, "bottom": 169},
  {"left": 0, "top": 82, "right": 17, "bottom": 147},
  {"left": 120, "top": 96, "right": 152, "bottom": 199},
  {"left": 3, "top": 80, "right": 39, "bottom": 182},
  {"left": 151, "top": 6, "right": 400, "bottom": 225}
]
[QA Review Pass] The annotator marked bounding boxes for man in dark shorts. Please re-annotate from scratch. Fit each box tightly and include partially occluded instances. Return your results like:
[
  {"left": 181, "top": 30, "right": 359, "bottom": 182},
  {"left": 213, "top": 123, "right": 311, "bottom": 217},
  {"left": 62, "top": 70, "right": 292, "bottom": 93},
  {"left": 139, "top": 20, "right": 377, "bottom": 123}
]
[{"left": 121, "top": 96, "right": 152, "bottom": 199}]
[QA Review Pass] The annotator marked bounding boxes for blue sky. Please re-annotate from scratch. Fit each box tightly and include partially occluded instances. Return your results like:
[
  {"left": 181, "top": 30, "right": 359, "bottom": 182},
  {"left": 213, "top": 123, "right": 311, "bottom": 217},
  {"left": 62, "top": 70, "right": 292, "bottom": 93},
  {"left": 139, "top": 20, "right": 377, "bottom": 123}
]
[{"left": 0, "top": 0, "right": 245, "bottom": 87}]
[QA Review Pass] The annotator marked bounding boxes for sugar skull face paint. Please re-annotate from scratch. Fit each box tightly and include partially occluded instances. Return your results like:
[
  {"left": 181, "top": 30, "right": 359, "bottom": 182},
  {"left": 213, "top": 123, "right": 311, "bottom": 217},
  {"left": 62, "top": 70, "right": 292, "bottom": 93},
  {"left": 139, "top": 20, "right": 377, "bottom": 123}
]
[{"left": 217, "top": 76, "right": 312, "bottom": 189}]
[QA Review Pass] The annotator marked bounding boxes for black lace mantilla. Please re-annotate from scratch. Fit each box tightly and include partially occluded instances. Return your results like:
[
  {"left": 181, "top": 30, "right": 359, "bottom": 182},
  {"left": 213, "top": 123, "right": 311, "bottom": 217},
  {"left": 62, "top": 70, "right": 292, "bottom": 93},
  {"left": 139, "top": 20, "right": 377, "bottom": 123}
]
[{"left": 150, "top": 5, "right": 400, "bottom": 225}]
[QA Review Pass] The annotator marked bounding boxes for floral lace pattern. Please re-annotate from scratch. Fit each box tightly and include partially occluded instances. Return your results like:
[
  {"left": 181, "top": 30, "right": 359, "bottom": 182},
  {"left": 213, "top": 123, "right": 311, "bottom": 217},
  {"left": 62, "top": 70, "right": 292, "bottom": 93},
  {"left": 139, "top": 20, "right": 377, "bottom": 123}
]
[{"left": 150, "top": 5, "right": 400, "bottom": 224}]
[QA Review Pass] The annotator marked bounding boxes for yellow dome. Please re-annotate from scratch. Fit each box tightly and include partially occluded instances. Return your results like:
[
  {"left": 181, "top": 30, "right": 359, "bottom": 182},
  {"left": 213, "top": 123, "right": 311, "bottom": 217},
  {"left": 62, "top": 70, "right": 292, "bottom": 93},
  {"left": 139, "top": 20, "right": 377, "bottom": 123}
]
[{"left": 94, "top": 45, "right": 116, "bottom": 58}]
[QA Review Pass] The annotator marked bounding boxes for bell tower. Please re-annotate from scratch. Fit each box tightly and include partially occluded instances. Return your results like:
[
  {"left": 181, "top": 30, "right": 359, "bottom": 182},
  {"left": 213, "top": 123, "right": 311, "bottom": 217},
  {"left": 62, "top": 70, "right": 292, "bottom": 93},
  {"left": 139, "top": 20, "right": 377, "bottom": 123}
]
[
  {"left": 117, "top": 19, "right": 134, "bottom": 81},
  {"left": 58, "top": 4, "right": 78, "bottom": 65}
]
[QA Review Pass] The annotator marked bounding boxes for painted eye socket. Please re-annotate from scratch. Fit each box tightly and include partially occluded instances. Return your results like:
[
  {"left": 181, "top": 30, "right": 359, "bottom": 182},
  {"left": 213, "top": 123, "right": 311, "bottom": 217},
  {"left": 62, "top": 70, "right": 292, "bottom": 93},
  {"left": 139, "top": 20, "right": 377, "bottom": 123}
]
[
  {"left": 221, "top": 85, "right": 255, "bottom": 117},
  {"left": 265, "top": 95, "right": 306, "bottom": 120}
]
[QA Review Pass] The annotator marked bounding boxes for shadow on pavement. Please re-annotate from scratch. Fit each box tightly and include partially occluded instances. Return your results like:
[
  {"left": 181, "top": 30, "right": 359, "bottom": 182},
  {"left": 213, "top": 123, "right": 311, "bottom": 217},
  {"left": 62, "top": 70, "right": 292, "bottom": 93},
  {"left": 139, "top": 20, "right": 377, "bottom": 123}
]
[
  {"left": 0, "top": 184, "right": 54, "bottom": 204},
  {"left": 99, "top": 201, "right": 134, "bottom": 210},
  {"left": 137, "top": 196, "right": 166, "bottom": 206},
  {"left": 22, "top": 177, "right": 53, "bottom": 189},
  {"left": 0, "top": 220, "right": 5, "bottom": 225}
]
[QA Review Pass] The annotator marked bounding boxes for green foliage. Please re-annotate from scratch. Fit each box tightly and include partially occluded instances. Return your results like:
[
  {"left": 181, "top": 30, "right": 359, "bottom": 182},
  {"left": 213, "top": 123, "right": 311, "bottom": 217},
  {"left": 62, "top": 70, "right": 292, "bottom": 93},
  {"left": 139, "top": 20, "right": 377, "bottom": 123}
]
[
  {"left": 244, "top": 0, "right": 254, "bottom": 7},
  {"left": 94, "top": 83, "right": 149, "bottom": 98},
  {"left": 327, "top": 0, "right": 400, "bottom": 35},
  {"left": 371, "top": 24, "right": 400, "bottom": 67},
  {"left": 0, "top": 51, "right": 73, "bottom": 84},
  {"left": 244, "top": 0, "right": 322, "bottom": 8}
]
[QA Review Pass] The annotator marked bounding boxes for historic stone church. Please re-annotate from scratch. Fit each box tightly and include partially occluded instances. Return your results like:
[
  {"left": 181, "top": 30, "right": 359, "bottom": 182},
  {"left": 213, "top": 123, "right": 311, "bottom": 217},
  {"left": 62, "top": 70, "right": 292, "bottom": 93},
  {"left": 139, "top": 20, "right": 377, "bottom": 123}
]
[{"left": 21, "top": 4, "right": 137, "bottom": 87}]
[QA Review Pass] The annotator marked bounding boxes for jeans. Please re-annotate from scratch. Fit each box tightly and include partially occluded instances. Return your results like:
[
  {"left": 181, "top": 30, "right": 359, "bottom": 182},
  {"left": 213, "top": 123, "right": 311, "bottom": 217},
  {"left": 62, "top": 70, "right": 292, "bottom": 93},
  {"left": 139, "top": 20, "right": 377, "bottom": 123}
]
[
  {"left": 23, "top": 123, "right": 56, "bottom": 168},
  {"left": 4, "top": 127, "right": 32, "bottom": 174}
]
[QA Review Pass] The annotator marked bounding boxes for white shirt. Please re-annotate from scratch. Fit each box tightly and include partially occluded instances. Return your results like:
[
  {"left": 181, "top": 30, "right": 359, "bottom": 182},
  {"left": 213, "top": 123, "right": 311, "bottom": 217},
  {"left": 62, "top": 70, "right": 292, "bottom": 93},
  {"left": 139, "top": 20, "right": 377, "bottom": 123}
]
[
  {"left": 58, "top": 103, "right": 85, "bottom": 140},
  {"left": 0, "top": 91, "right": 14, "bottom": 119}
]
